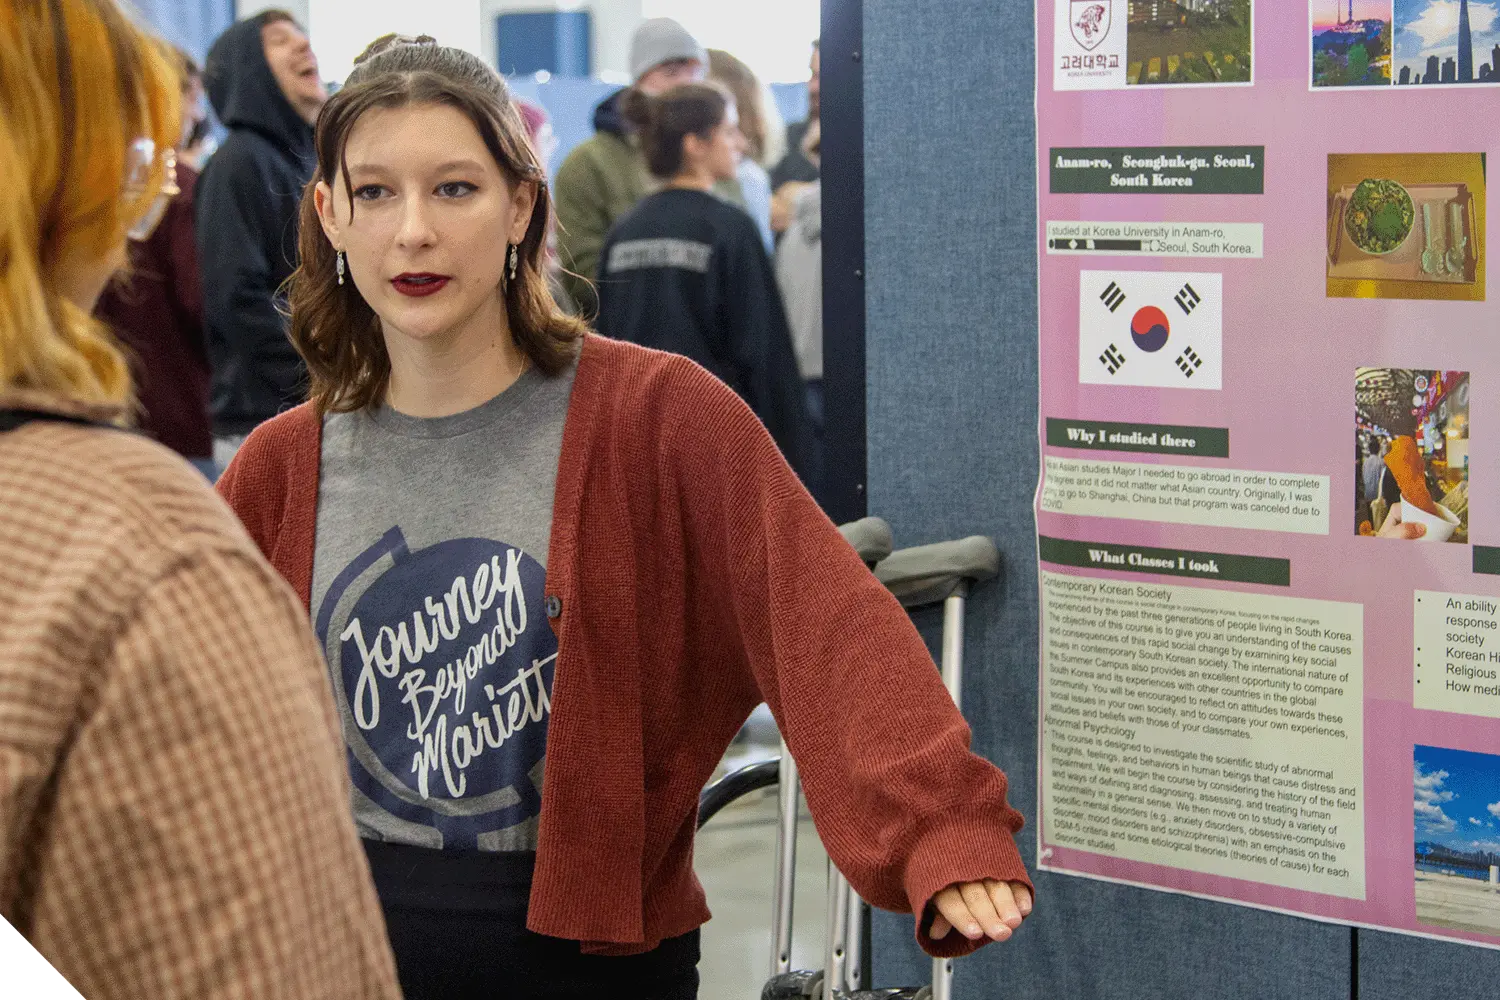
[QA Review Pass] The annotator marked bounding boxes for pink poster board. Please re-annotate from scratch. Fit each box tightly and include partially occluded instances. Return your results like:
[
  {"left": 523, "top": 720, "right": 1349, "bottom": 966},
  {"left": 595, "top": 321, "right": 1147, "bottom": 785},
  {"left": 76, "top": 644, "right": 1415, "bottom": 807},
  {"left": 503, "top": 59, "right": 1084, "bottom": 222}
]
[{"left": 1038, "top": 0, "right": 1500, "bottom": 948}]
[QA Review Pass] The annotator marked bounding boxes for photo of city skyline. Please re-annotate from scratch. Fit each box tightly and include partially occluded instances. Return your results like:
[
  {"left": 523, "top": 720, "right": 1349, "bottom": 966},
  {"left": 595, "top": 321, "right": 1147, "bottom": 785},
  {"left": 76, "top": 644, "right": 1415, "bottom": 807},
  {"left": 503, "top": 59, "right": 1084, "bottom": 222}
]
[
  {"left": 1414, "top": 746, "right": 1500, "bottom": 936},
  {"left": 1395, "top": 0, "right": 1500, "bottom": 84}
]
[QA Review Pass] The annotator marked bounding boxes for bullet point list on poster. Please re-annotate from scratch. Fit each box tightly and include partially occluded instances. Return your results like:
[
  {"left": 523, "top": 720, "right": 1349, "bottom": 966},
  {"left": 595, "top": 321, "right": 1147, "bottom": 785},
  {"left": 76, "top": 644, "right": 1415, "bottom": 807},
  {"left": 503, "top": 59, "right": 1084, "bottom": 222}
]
[{"left": 1413, "top": 590, "right": 1500, "bottom": 719}]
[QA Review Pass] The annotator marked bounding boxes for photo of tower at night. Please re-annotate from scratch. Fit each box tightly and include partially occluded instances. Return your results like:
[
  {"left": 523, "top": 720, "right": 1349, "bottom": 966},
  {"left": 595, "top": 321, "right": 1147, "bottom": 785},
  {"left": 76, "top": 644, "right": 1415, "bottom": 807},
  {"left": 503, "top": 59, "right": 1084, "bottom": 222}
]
[
  {"left": 1395, "top": 0, "right": 1500, "bottom": 85},
  {"left": 1312, "top": 0, "right": 1392, "bottom": 86}
]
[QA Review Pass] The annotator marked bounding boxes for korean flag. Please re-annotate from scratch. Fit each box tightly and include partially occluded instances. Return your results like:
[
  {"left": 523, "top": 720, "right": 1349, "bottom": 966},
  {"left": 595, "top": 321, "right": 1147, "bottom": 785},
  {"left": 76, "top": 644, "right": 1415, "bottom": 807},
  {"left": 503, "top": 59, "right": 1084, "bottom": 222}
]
[{"left": 1078, "top": 270, "right": 1222, "bottom": 390}]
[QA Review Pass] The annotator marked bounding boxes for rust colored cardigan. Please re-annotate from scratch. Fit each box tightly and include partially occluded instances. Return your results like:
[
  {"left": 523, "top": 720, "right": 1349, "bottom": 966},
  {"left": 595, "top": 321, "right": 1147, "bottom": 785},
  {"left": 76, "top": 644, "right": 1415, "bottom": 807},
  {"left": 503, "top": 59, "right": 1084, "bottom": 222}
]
[{"left": 216, "top": 334, "right": 1030, "bottom": 957}]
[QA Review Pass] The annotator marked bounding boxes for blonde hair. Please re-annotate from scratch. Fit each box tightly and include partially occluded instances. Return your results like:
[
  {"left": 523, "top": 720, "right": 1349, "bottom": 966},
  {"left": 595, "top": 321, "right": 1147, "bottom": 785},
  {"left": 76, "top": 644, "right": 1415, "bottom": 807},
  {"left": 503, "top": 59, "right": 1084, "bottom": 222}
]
[
  {"left": 0, "top": 0, "right": 180, "bottom": 405},
  {"left": 707, "top": 48, "right": 784, "bottom": 166}
]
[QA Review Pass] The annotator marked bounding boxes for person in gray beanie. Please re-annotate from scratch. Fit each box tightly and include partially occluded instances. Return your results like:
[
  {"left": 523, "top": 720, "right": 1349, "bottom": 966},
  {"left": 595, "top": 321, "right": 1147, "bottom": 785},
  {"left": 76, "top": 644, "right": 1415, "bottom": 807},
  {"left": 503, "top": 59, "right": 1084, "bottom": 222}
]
[
  {"left": 629, "top": 16, "right": 708, "bottom": 80},
  {"left": 554, "top": 18, "right": 743, "bottom": 317}
]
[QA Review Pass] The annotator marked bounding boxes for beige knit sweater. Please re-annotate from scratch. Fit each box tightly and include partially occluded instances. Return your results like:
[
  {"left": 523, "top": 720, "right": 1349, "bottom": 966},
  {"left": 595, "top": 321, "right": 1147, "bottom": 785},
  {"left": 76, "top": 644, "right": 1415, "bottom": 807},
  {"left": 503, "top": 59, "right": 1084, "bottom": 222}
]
[{"left": 0, "top": 390, "right": 400, "bottom": 1000}]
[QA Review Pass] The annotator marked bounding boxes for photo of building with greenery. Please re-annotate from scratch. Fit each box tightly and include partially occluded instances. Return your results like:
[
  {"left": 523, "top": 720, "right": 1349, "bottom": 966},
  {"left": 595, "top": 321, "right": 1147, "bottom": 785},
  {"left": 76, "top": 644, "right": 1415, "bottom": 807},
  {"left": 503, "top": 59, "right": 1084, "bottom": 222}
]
[{"left": 1126, "top": 0, "right": 1253, "bottom": 83}]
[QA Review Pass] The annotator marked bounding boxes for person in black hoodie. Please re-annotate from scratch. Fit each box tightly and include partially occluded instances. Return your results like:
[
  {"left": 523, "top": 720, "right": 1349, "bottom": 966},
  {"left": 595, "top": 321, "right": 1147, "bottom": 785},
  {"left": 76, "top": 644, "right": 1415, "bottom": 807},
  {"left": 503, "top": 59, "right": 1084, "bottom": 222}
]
[
  {"left": 595, "top": 83, "right": 815, "bottom": 491},
  {"left": 196, "top": 10, "right": 327, "bottom": 466}
]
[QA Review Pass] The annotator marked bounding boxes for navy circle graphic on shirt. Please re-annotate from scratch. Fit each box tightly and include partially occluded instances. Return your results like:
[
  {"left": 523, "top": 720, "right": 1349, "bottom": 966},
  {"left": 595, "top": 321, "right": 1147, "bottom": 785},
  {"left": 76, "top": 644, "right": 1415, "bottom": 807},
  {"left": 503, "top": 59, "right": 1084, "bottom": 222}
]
[{"left": 318, "top": 529, "right": 556, "bottom": 848}]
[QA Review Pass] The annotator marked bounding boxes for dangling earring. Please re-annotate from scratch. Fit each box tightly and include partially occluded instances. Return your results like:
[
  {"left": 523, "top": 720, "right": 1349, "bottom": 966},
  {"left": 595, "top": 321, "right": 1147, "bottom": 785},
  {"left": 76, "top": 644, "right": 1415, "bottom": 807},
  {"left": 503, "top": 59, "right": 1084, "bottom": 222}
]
[
  {"left": 508, "top": 244, "right": 518, "bottom": 282},
  {"left": 336, "top": 250, "right": 346, "bottom": 286}
]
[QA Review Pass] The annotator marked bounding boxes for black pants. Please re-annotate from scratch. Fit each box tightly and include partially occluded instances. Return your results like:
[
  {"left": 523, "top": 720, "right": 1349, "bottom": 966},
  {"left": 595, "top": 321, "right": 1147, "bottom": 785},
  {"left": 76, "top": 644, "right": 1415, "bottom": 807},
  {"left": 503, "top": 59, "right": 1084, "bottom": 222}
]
[{"left": 367, "top": 841, "right": 700, "bottom": 1000}]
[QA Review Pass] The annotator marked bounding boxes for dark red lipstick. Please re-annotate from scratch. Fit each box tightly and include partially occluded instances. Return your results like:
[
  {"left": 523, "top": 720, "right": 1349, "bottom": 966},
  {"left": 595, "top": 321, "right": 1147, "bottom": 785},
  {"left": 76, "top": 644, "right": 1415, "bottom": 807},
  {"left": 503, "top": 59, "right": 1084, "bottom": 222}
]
[{"left": 392, "top": 273, "right": 451, "bottom": 297}]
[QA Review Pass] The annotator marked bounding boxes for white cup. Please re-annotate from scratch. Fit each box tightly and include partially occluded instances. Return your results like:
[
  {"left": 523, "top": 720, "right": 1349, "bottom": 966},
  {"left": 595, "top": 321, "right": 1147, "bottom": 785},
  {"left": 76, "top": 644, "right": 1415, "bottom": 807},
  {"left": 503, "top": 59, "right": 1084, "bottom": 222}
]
[{"left": 1401, "top": 499, "right": 1460, "bottom": 543}]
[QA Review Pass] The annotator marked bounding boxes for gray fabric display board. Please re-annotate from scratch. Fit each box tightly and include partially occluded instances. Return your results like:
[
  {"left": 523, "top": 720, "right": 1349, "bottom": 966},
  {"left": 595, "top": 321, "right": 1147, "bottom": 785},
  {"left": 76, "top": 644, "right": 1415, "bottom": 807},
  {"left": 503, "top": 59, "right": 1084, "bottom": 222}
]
[{"left": 848, "top": 1, "right": 1500, "bottom": 996}]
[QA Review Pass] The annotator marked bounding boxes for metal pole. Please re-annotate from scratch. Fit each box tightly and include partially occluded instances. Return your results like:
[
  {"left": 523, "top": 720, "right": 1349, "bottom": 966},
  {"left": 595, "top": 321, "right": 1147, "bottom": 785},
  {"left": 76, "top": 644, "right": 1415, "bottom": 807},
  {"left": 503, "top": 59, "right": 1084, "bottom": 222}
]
[
  {"left": 844, "top": 884, "right": 865, "bottom": 990},
  {"left": 823, "top": 862, "right": 851, "bottom": 999},
  {"left": 940, "top": 590, "right": 966, "bottom": 707},
  {"left": 932, "top": 587, "right": 968, "bottom": 1000},
  {"left": 933, "top": 957, "right": 956, "bottom": 1000},
  {"left": 772, "top": 741, "right": 800, "bottom": 978},
  {"left": 858, "top": 899, "right": 873, "bottom": 988}
]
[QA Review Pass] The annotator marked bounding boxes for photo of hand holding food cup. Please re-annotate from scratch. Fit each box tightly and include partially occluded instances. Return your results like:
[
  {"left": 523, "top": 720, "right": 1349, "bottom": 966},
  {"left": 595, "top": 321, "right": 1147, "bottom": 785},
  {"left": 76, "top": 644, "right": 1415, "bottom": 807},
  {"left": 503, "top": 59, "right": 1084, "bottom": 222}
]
[
  {"left": 1356, "top": 368, "right": 1469, "bottom": 542},
  {"left": 1377, "top": 436, "right": 1461, "bottom": 540}
]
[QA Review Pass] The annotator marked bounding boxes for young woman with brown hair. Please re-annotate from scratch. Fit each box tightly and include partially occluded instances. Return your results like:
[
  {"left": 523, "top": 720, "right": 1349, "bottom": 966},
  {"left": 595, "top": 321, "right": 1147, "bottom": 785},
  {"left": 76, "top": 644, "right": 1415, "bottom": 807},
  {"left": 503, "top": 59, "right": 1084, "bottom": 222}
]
[{"left": 218, "top": 35, "right": 1033, "bottom": 1000}]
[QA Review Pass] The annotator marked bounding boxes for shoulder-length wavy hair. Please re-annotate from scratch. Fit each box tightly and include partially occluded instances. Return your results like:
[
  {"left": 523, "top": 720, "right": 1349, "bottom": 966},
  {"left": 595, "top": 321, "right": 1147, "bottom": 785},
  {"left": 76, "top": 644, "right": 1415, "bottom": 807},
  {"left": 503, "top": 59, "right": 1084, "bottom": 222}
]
[
  {"left": 290, "top": 35, "right": 585, "bottom": 414},
  {"left": 0, "top": 0, "right": 179, "bottom": 406}
]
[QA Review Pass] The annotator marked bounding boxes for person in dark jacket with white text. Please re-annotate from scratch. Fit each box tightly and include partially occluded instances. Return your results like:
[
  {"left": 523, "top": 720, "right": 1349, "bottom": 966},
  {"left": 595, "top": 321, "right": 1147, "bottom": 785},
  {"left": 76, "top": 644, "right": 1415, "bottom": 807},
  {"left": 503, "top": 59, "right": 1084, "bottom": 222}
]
[
  {"left": 196, "top": 10, "right": 327, "bottom": 466},
  {"left": 595, "top": 83, "right": 813, "bottom": 489}
]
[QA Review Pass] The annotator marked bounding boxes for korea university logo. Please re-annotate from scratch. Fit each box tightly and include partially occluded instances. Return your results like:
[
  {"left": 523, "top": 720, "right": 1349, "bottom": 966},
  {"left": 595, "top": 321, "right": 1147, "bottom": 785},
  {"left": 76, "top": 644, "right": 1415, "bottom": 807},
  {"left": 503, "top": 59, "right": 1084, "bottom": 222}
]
[
  {"left": 1070, "top": 0, "right": 1111, "bottom": 51},
  {"left": 1078, "top": 270, "right": 1223, "bottom": 390},
  {"left": 1055, "top": 0, "right": 1125, "bottom": 89}
]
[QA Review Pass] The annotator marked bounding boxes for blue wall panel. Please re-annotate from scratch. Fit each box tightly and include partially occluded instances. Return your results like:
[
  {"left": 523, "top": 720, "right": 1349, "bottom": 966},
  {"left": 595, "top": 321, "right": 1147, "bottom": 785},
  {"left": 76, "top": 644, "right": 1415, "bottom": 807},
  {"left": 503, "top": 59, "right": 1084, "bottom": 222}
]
[
  {"left": 132, "top": 0, "right": 233, "bottom": 63},
  {"left": 860, "top": 1, "right": 1350, "bottom": 996},
  {"left": 495, "top": 11, "right": 593, "bottom": 77},
  {"left": 1360, "top": 930, "right": 1500, "bottom": 1000}
]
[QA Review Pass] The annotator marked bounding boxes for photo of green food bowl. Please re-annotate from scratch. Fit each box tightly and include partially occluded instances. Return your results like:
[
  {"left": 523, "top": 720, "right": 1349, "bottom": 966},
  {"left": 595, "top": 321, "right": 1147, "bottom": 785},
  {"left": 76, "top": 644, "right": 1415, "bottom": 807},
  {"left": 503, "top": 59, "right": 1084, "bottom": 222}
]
[{"left": 1345, "top": 178, "right": 1415, "bottom": 256}]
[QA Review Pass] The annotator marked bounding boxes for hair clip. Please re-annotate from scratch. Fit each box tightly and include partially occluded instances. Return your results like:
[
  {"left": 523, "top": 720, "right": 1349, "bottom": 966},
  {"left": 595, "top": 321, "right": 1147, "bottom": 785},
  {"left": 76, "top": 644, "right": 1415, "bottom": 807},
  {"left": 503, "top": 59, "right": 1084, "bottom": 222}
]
[{"left": 354, "top": 33, "right": 439, "bottom": 66}]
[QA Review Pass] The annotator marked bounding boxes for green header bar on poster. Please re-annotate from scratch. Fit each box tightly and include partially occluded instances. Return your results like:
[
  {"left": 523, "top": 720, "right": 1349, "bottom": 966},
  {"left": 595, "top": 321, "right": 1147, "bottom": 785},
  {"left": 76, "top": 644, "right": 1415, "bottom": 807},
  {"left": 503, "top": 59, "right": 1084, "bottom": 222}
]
[
  {"left": 1049, "top": 146, "right": 1265, "bottom": 194},
  {"left": 1039, "top": 535, "right": 1290, "bottom": 586},
  {"left": 1045, "top": 418, "right": 1230, "bottom": 457},
  {"left": 1473, "top": 547, "right": 1500, "bottom": 576}
]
